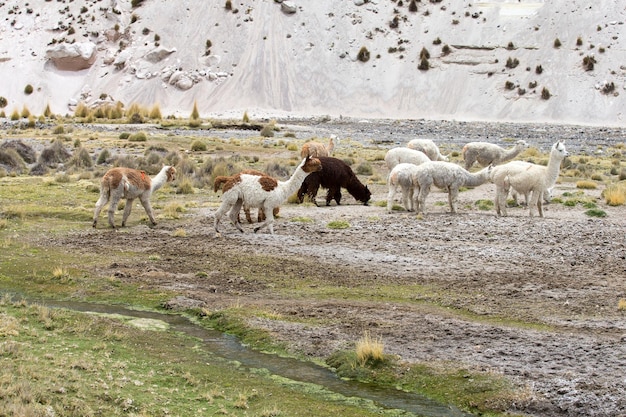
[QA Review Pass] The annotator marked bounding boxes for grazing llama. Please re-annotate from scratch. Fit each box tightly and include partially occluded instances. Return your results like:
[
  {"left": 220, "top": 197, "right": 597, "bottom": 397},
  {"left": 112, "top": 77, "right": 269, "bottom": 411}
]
[
  {"left": 214, "top": 156, "right": 322, "bottom": 236},
  {"left": 213, "top": 169, "right": 279, "bottom": 223},
  {"left": 461, "top": 140, "right": 528, "bottom": 170},
  {"left": 406, "top": 139, "right": 448, "bottom": 161},
  {"left": 491, "top": 141, "right": 568, "bottom": 217},
  {"left": 93, "top": 165, "right": 176, "bottom": 228},
  {"left": 300, "top": 135, "right": 337, "bottom": 158},
  {"left": 384, "top": 147, "right": 430, "bottom": 170},
  {"left": 405, "top": 161, "right": 493, "bottom": 214},
  {"left": 297, "top": 156, "right": 371, "bottom": 206},
  {"left": 386, "top": 163, "right": 421, "bottom": 213}
]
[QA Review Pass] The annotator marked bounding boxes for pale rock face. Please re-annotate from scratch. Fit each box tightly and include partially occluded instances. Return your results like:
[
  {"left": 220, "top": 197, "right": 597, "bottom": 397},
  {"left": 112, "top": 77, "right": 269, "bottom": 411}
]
[
  {"left": 281, "top": 1, "right": 297, "bottom": 13},
  {"left": 144, "top": 46, "right": 177, "bottom": 63},
  {"left": 45, "top": 42, "right": 97, "bottom": 71}
]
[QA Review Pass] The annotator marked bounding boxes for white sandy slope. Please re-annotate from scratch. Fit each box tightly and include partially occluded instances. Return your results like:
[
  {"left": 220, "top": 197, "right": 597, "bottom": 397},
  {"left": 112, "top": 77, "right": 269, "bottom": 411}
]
[{"left": 0, "top": 0, "right": 624, "bottom": 126}]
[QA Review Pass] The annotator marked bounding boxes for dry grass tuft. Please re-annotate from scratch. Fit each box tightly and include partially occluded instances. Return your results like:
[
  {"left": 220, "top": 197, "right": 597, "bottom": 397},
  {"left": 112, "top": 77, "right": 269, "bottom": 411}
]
[
  {"left": 356, "top": 331, "right": 385, "bottom": 366},
  {"left": 603, "top": 183, "right": 626, "bottom": 206}
]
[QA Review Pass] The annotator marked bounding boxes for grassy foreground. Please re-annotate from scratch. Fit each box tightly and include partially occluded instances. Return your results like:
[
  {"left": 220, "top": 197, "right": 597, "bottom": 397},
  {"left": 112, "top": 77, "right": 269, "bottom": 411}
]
[{"left": 0, "top": 295, "right": 396, "bottom": 417}]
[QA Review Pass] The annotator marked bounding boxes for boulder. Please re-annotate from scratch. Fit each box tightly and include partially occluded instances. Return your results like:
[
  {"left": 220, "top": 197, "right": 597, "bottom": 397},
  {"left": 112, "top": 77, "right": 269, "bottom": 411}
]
[
  {"left": 281, "top": 1, "right": 297, "bottom": 13},
  {"left": 144, "top": 46, "right": 176, "bottom": 63},
  {"left": 45, "top": 42, "right": 97, "bottom": 71}
]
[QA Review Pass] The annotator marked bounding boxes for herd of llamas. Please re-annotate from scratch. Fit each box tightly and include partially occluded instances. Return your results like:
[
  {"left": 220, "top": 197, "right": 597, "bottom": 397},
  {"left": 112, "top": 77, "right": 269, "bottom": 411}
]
[{"left": 92, "top": 135, "right": 569, "bottom": 235}]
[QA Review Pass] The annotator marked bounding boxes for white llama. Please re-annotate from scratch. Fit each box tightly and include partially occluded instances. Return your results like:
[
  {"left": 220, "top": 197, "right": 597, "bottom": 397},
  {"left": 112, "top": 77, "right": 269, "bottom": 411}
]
[
  {"left": 214, "top": 156, "right": 322, "bottom": 236},
  {"left": 93, "top": 165, "right": 176, "bottom": 228},
  {"left": 410, "top": 161, "right": 493, "bottom": 214},
  {"left": 384, "top": 147, "right": 430, "bottom": 170},
  {"left": 386, "top": 163, "right": 421, "bottom": 213},
  {"left": 462, "top": 140, "right": 529, "bottom": 170},
  {"left": 406, "top": 139, "right": 449, "bottom": 161},
  {"left": 491, "top": 141, "right": 568, "bottom": 217}
]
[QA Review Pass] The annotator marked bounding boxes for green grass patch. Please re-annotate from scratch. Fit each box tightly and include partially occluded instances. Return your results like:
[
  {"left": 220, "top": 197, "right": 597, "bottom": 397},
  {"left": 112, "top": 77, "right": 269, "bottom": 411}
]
[
  {"left": 327, "top": 220, "right": 350, "bottom": 229},
  {"left": 0, "top": 298, "right": 385, "bottom": 417}
]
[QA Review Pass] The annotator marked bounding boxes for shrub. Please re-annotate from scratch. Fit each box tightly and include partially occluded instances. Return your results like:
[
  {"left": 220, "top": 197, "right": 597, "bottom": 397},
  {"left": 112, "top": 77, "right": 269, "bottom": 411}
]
[
  {"left": 584, "top": 209, "right": 606, "bottom": 218},
  {"left": 0, "top": 96, "right": 7, "bottom": 108},
  {"left": 176, "top": 177, "right": 194, "bottom": 194},
  {"left": 541, "top": 87, "right": 551, "bottom": 100},
  {"left": 583, "top": 55, "right": 596, "bottom": 71},
  {"left": 357, "top": 46, "right": 370, "bottom": 62},
  {"left": 242, "top": 111, "right": 250, "bottom": 123},
  {"left": 119, "top": 132, "right": 130, "bottom": 139},
  {"left": 576, "top": 180, "right": 597, "bottom": 189},
  {"left": 10, "top": 109, "right": 19, "bottom": 121},
  {"left": 418, "top": 57, "right": 430, "bottom": 70},
  {"left": 21, "top": 106, "right": 31, "bottom": 118},
  {"left": 190, "top": 101, "right": 200, "bottom": 120},
  {"left": 24, "top": 84, "right": 34, "bottom": 95},
  {"left": 131, "top": 0, "right": 144, "bottom": 7},
  {"left": 441, "top": 44, "right": 451, "bottom": 55},
  {"left": 576, "top": 36, "right": 583, "bottom": 46},
  {"left": 505, "top": 57, "right": 519, "bottom": 69},
  {"left": 74, "top": 102, "right": 90, "bottom": 118},
  {"left": 327, "top": 220, "right": 350, "bottom": 230},
  {"left": 505, "top": 81, "right": 515, "bottom": 90},
  {"left": 71, "top": 147, "right": 93, "bottom": 169},
  {"left": 355, "top": 331, "right": 385, "bottom": 366},
  {"left": 506, "top": 41, "right": 514, "bottom": 50},
  {"left": 225, "top": 0, "right": 232, "bottom": 10},
  {"left": 603, "top": 184, "right": 626, "bottom": 206},
  {"left": 260, "top": 123, "right": 275, "bottom": 138},
  {"left": 602, "top": 82, "right": 615, "bottom": 95},
  {"left": 535, "top": 65, "right": 543, "bottom": 74},
  {"left": 191, "top": 140, "right": 207, "bottom": 152},
  {"left": 43, "top": 103, "right": 53, "bottom": 118},
  {"left": 419, "top": 47, "right": 430, "bottom": 60},
  {"left": 96, "top": 149, "right": 110, "bottom": 165},
  {"left": 128, "top": 132, "right": 148, "bottom": 142},
  {"left": 433, "top": 37, "right": 442, "bottom": 45},
  {"left": 356, "top": 162, "right": 373, "bottom": 175},
  {"left": 149, "top": 104, "right": 162, "bottom": 119},
  {"left": 408, "top": 0, "right": 418, "bottom": 12}
]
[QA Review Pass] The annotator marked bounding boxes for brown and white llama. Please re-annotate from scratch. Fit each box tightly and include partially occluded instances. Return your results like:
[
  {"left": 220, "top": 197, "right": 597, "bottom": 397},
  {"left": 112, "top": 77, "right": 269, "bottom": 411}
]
[
  {"left": 213, "top": 169, "right": 279, "bottom": 223},
  {"left": 93, "top": 165, "right": 176, "bottom": 229},
  {"left": 300, "top": 135, "right": 337, "bottom": 158},
  {"left": 214, "top": 156, "right": 322, "bottom": 236}
]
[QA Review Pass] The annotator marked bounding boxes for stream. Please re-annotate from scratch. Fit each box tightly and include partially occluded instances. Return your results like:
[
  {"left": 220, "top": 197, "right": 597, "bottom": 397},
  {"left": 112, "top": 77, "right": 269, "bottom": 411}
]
[{"left": 15, "top": 297, "right": 471, "bottom": 417}]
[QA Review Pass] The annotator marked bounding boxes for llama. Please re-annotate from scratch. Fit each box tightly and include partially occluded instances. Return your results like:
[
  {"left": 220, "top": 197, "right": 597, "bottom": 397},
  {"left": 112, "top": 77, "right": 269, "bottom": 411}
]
[
  {"left": 214, "top": 156, "right": 322, "bottom": 236},
  {"left": 384, "top": 147, "right": 430, "bottom": 170},
  {"left": 300, "top": 135, "right": 337, "bottom": 158},
  {"left": 408, "top": 161, "right": 493, "bottom": 214},
  {"left": 386, "top": 163, "right": 422, "bottom": 213},
  {"left": 491, "top": 141, "right": 568, "bottom": 217},
  {"left": 296, "top": 156, "right": 371, "bottom": 206},
  {"left": 461, "top": 140, "right": 528, "bottom": 170},
  {"left": 213, "top": 169, "right": 279, "bottom": 223},
  {"left": 503, "top": 161, "right": 554, "bottom": 206},
  {"left": 93, "top": 165, "right": 176, "bottom": 228},
  {"left": 406, "top": 139, "right": 448, "bottom": 161}
]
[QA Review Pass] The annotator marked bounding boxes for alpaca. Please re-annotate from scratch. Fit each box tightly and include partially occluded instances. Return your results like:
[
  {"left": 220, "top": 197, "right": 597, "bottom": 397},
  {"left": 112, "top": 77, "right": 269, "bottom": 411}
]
[
  {"left": 491, "top": 141, "right": 568, "bottom": 217},
  {"left": 461, "top": 140, "right": 528, "bottom": 170},
  {"left": 213, "top": 169, "right": 279, "bottom": 223},
  {"left": 503, "top": 161, "right": 553, "bottom": 206},
  {"left": 296, "top": 156, "right": 371, "bottom": 206},
  {"left": 386, "top": 163, "right": 422, "bottom": 213},
  {"left": 214, "top": 156, "right": 322, "bottom": 236},
  {"left": 384, "top": 147, "right": 430, "bottom": 170},
  {"left": 300, "top": 135, "right": 337, "bottom": 158},
  {"left": 409, "top": 161, "right": 493, "bottom": 214},
  {"left": 93, "top": 165, "right": 176, "bottom": 228},
  {"left": 406, "top": 139, "right": 448, "bottom": 161}
]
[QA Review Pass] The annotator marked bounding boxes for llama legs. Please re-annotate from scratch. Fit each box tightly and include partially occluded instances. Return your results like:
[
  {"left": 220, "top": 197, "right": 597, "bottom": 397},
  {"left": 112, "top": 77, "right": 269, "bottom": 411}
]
[{"left": 92, "top": 192, "right": 109, "bottom": 228}]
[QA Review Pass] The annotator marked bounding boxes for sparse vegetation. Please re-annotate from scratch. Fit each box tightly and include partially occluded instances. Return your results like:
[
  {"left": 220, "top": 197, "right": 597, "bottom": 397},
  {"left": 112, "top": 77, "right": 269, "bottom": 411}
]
[
  {"left": 357, "top": 46, "right": 370, "bottom": 62},
  {"left": 541, "top": 87, "right": 551, "bottom": 100},
  {"left": 554, "top": 38, "right": 562, "bottom": 48},
  {"left": 583, "top": 55, "right": 596, "bottom": 71},
  {"left": 24, "top": 84, "right": 34, "bottom": 95},
  {"left": 505, "top": 57, "right": 519, "bottom": 69}
]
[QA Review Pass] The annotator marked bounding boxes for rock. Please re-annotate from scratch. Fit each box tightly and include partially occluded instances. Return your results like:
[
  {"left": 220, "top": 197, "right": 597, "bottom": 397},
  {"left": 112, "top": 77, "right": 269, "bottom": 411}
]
[
  {"left": 144, "top": 46, "right": 176, "bottom": 63},
  {"left": 281, "top": 1, "right": 297, "bottom": 13},
  {"left": 45, "top": 42, "right": 97, "bottom": 71},
  {"left": 113, "top": 49, "right": 133, "bottom": 69}
]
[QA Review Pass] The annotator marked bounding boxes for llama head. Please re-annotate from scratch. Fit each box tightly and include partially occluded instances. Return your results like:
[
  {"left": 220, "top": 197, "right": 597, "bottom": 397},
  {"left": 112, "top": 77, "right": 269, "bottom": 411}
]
[
  {"left": 361, "top": 185, "right": 372, "bottom": 205},
  {"left": 302, "top": 156, "right": 322, "bottom": 173},
  {"left": 516, "top": 140, "right": 529, "bottom": 149},
  {"left": 551, "top": 141, "right": 568, "bottom": 159},
  {"left": 165, "top": 166, "right": 177, "bottom": 182}
]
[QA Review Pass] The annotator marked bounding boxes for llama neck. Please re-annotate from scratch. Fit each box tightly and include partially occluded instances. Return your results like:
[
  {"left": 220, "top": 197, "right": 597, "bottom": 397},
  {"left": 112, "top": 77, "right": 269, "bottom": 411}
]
[
  {"left": 150, "top": 167, "right": 170, "bottom": 192},
  {"left": 465, "top": 167, "right": 490, "bottom": 187},
  {"left": 503, "top": 144, "right": 523, "bottom": 160},
  {"left": 544, "top": 151, "right": 564, "bottom": 187},
  {"left": 279, "top": 162, "right": 311, "bottom": 199}
]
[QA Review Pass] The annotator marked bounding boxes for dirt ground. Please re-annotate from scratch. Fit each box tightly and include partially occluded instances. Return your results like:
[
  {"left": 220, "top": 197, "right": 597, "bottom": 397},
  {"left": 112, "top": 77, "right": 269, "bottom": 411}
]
[{"left": 49, "top": 175, "right": 625, "bottom": 417}]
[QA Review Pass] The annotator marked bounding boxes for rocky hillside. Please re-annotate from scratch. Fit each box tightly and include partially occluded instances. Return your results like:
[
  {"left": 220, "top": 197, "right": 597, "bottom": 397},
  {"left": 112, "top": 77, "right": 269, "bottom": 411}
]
[{"left": 0, "top": 0, "right": 624, "bottom": 125}]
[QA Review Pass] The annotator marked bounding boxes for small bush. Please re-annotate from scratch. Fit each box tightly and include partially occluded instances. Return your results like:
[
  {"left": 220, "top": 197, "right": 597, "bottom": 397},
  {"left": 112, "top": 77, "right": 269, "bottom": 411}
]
[
  {"left": 603, "top": 184, "right": 626, "bottom": 206},
  {"left": 24, "top": 84, "right": 34, "bottom": 95},
  {"left": 96, "top": 149, "right": 110, "bottom": 165},
  {"left": 541, "top": 87, "right": 551, "bottom": 100},
  {"left": 441, "top": 44, "right": 451, "bottom": 55},
  {"left": 260, "top": 123, "right": 275, "bottom": 138},
  {"left": 357, "top": 46, "right": 370, "bottom": 62},
  {"left": 584, "top": 209, "right": 606, "bottom": 218},
  {"left": 190, "top": 101, "right": 200, "bottom": 120},
  {"left": 505, "top": 57, "right": 519, "bottom": 69},
  {"left": 119, "top": 132, "right": 130, "bottom": 139},
  {"left": 554, "top": 38, "right": 562, "bottom": 48},
  {"left": 128, "top": 132, "right": 148, "bottom": 142},
  {"left": 576, "top": 180, "right": 597, "bottom": 189},
  {"left": 356, "top": 162, "right": 373, "bottom": 176},
  {"left": 535, "top": 65, "right": 543, "bottom": 74},
  {"left": 576, "top": 36, "right": 583, "bottom": 46},
  {"left": 355, "top": 331, "right": 385, "bottom": 366},
  {"left": 418, "top": 57, "right": 430, "bottom": 71},
  {"left": 149, "top": 104, "right": 162, "bottom": 119},
  {"left": 191, "top": 141, "right": 207, "bottom": 152},
  {"left": 327, "top": 220, "right": 350, "bottom": 230},
  {"left": 583, "top": 55, "right": 596, "bottom": 71},
  {"left": 0, "top": 96, "right": 7, "bottom": 108},
  {"left": 176, "top": 177, "right": 194, "bottom": 194},
  {"left": 505, "top": 81, "right": 515, "bottom": 90},
  {"left": 419, "top": 47, "right": 430, "bottom": 60}
]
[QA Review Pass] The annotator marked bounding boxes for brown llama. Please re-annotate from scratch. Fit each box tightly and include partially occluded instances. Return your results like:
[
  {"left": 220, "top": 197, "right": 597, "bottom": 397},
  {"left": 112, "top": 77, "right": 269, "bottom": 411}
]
[{"left": 93, "top": 165, "right": 176, "bottom": 228}]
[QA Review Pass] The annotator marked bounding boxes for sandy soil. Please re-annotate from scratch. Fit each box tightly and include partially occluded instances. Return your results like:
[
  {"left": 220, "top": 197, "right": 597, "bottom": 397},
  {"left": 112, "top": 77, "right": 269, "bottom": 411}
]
[{"left": 46, "top": 175, "right": 625, "bottom": 417}]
